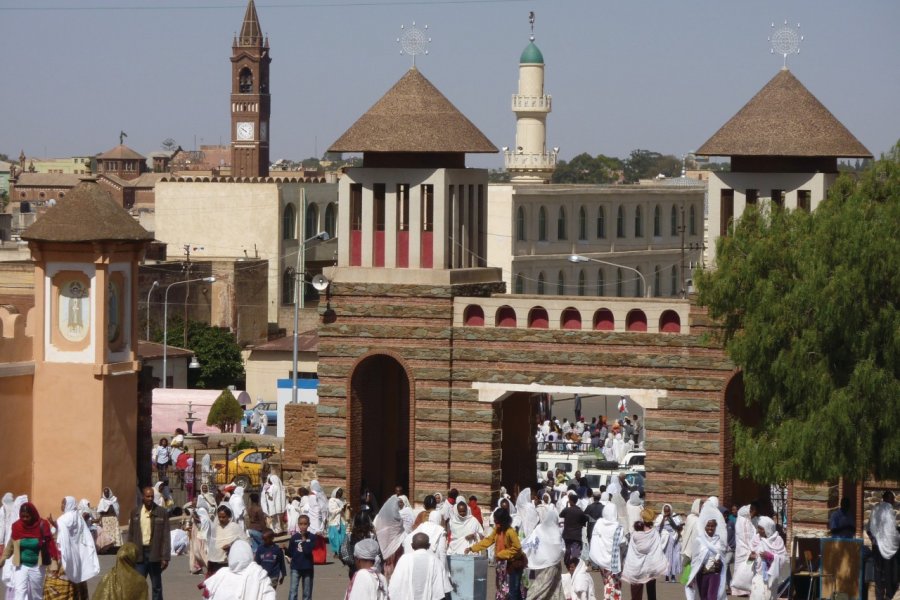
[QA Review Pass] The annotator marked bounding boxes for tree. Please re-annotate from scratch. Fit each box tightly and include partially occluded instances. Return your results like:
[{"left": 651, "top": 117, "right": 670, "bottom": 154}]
[
  {"left": 154, "top": 318, "right": 245, "bottom": 390},
  {"left": 552, "top": 153, "right": 622, "bottom": 184},
  {"left": 207, "top": 388, "right": 244, "bottom": 433},
  {"left": 622, "top": 149, "right": 681, "bottom": 183},
  {"left": 696, "top": 144, "right": 900, "bottom": 483}
]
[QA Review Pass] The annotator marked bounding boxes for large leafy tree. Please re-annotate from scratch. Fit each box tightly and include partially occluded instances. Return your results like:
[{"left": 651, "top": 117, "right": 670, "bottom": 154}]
[
  {"left": 696, "top": 145, "right": 900, "bottom": 483},
  {"left": 552, "top": 153, "right": 622, "bottom": 184},
  {"left": 154, "top": 318, "right": 245, "bottom": 390},
  {"left": 622, "top": 149, "right": 681, "bottom": 183}
]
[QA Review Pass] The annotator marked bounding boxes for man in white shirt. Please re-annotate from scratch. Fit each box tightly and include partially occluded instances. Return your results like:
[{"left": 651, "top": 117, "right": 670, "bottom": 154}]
[{"left": 389, "top": 533, "right": 453, "bottom": 600}]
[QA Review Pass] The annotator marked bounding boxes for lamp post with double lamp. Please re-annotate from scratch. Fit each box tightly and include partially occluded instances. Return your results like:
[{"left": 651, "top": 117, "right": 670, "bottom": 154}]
[
  {"left": 568, "top": 254, "right": 650, "bottom": 297},
  {"left": 162, "top": 276, "right": 215, "bottom": 389},
  {"left": 292, "top": 231, "right": 331, "bottom": 404},
  {"left": 146, "top": 280, "right": 159, "bottom": 340}
]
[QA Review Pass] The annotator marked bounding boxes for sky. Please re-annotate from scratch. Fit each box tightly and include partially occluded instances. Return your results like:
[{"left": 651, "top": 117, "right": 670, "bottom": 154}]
[{"left": 2, "top": 0, "right": 898, "bottom": 169}]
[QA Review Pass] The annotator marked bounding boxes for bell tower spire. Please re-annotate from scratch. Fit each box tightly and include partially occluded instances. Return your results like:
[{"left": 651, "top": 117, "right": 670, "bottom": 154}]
[{"left": 231, "top": 0, "right": 271, "bottom": 177}]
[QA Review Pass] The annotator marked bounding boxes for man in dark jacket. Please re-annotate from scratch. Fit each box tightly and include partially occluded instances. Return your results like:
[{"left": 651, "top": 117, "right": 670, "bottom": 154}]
[{"left": 128, "top": 486, "right": 171, "bottom": 600}]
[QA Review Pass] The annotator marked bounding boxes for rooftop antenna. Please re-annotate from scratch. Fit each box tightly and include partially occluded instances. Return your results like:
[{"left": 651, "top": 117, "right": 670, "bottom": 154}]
[
  {"left": 529, "top": 11, "right": 535, "bottom": 41},
  {"left": 397, "top": 21, "right": 431, "bottom": 67},
  {"left": 769, "top": 20, "right": 803, "bottom": 69}
]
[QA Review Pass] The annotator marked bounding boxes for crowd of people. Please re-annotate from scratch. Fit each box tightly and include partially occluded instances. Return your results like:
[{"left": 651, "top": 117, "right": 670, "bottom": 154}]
[{"left": 535, "top": 414, "right": 643, "bottom": 458}]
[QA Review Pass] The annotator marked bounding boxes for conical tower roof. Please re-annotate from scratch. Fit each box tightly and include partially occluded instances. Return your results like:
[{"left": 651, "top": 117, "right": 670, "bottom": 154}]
[
  {"left": 328, "top": 67, "right": 497, "bottom": 154},
  {"left": 696, "top": 69, "right": 871, "bottom": 158},
  {"left": 238, "top": 0, "right": 263, "bottom": 47},
  {"left": 22, "top": 181, "right": 153, "bottom": 243}
]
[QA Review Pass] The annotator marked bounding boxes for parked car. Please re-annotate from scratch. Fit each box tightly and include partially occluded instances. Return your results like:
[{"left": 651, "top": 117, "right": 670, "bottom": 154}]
[
  {"left": 242, "top": 401, "right": 278, "bottom": 431},
  {"left": 620, "top": 450, "right": 646, "bottom": 472},
  {"left": 214, "top": 447, "right": 276, "bottom": 488}
]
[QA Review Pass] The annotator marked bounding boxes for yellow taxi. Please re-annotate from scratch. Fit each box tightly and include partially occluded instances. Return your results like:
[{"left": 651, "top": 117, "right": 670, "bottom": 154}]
[{"left": 214, "top": 447, "right": 276, "bottom": 488}]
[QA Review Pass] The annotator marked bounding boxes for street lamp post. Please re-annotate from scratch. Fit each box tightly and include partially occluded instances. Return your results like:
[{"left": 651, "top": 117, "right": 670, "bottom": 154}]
[
  {"left": 292, "top": 231, "right": 330, "bottom": 404},
  {"left": 163, "top": 276, "right": 215, "bottom": 389},
  {"left": 568, "top": 254, "right": 650, "bottom": 297},
  {"left": 146, "top": 280, "right": 159, "bottom": 340}
]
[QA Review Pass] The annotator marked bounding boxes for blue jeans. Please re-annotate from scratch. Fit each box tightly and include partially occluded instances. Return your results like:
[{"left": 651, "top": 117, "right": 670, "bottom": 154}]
[
  {"left": 508, "top": 568, "right": 522, "bottom": 599},
  {"left": 289, "top": 568, "right": 314, "bottom": 600},
  {"left": 135, "top": 547, "right": 164, "bottom": 600},
  {"left": 248, "top": 529, "right": 263, "bottom": 554}
]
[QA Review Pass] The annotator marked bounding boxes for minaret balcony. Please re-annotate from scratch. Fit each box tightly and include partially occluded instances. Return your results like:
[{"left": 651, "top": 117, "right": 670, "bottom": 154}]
[
  {"left": 504, "top": 150, "right": 558, "bottom": 171},
  {"left": 511, "top": 94, "right": 552, "bottom": 112}
]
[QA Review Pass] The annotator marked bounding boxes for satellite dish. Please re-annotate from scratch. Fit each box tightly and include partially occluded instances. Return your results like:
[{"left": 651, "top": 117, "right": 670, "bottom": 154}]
[{"left": 311, "top": 274, "right": 330, "bottom": 292}]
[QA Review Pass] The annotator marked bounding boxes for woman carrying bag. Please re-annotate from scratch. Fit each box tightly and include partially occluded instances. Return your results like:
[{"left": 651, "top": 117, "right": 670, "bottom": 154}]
[{"left": 467, "top": 508, "right": 524, "bottom": 600}]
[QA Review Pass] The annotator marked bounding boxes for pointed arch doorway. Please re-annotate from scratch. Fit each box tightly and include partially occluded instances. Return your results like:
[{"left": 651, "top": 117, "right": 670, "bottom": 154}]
[{"left": 349, "top": 353, "right": 412, "bottom": 504}]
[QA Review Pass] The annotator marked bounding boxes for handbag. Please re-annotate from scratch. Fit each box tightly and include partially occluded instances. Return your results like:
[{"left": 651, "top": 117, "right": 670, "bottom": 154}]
[{"left": 508, "top": 551, "right": 528, "bottom": 572}]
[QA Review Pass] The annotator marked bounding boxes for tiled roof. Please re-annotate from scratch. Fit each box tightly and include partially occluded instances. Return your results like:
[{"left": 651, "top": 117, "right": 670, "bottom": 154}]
[
  {"left": 21, "top": 181, "right": 153, "bottom": 243},
  {"left": 238, "top": 0, "right": 263, "bottom": 47},
  {"left": 252, "top": 331, "right": 318, "bottom": 353},
  {"left": 329, "top": 67, "right": 498, "bottom": 154},
  {"left": 137, "top": 340, "right": 194, "bottom": 360},
  {"left": 97, "top": 144, "right": 146, "bottom": 161},
  {"left": 696, "top": 69, "right": 871, "bottom": 158},
  {"left": 11, "top": 173, "right": 80, "bottom": 188}
]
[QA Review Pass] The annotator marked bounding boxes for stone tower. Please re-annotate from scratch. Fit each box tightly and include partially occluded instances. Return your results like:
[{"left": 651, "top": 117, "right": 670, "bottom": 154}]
[
  {"left": 505, "top": 21, "right": 556, "bottom": 183},
  {"left": 230, "top": 0, "right": 271, "bottom": 178}
]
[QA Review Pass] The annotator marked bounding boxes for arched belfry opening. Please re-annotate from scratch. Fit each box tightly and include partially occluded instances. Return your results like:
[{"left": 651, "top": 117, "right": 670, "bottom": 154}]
[{"left": 350, "top": 354, "right": 412, "bottom": 503}]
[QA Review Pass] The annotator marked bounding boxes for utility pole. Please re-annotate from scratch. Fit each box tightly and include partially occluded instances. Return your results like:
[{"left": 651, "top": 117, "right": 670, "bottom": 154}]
[{"left": 183, "top": 244, "right": 191, "bottom": 347}]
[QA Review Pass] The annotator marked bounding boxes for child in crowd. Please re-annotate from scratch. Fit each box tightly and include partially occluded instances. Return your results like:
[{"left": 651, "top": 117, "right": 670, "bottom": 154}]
[
  {"left": 287, "top": 515, "right": 317, "bottom": 600},
  {"left": 254, "top": 528, "right": 286, "bottom": 589}
]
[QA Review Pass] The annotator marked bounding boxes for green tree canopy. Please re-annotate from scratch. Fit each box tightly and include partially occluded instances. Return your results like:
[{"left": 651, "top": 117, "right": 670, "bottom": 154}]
[
  {"left": 552, "top": 153, "right": 622, "bottom": 184},
  {"left": 696, "top": 145, "right": 900, "bottom": 483},
  {"left": 207, "top": 388, "right": 244, "bottom": 432},
  {"left": 622, "top": 149, "right": 681, "bottom": 183},
  {"left": 154, "top": 318, "right": 245, "bottom": 390}
]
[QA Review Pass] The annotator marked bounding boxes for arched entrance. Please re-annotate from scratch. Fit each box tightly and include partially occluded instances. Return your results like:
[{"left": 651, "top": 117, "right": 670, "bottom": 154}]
[
  {"left": 350, "top": 354, "right": 411, "bottom": 503},
  {"left": 497, "top": 392, "right": 540, "bottom": 493},
  {"left": 723, "top": 372, "right": 772, "bottom": 511}
]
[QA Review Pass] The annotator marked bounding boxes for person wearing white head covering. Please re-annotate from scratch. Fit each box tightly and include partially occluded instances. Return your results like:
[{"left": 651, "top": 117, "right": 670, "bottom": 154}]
[
  {"left": 654, "top": 504, "right": 683, "bottom": 582},
  {"left": 229, "top": 486, "right": 247, "bottom": 532},
  {"left": 626, "top": 491, "right": 644, "bottom": 532},
  {"left": 189, "top": 506, "right": 210, "bottom": 574},
  {"left": 207, "top": 503, "right": 248, "bottom": 575},
  {"left": 345, "top": 538, "right": 388, "bottom": 600},
  {"left": 698, "top": 498, "right": 728, "bottom": 600},
  {"left": 622, "top": 508, "right": 668, "bottom": 600},
  {"left": 327, "top": 487, "right": 348, "bottom": 558},
  {"left": 680, "top": 499, "right": 703, "bottom": 600},
  {"left": 261, "top": 474, "right": 286, "bottom": 534},
  {"left": 590, "top": 503, "right": 626, "bottom": 600},
  {"left": 1, "top": 495, "right": 27, "bottom": 596},
  {"left": 867, "top": 491, "right": 899, "bottom": 600},
  {"left": 730, "top": 503, "right": 759, "bottom": 596},
  {"left": 686, "top": 505, "right": 727, "bottom": 600},
  {"left": 95, "top": 487, "right": 123, "bottom": 551},
  {"left": 446, "top": 500, "right": 483, "bottom": 556},
  {"left": 55, "top": 495, "right": 101, "bottom": 587},
  {"left": 603, "top": 435, "right": 616, "bottom": 462},
  {"left": 513, "top": 488, "right": 539, "bottom": 539},
  {"left": 748, "top": 516, "right": 787, "bottom": 600},
  {"left": 203, "top": 539, "right": 275, "bottom": 599},
  {"left": 197, "top": 483, "right": 217, "bottom": 515},
  {"left": 397, "top": 495, "right": 415, "bottom": 534},
  {"left": 374, "top": 495, "right": 406, "bottom": 579},
  {"left": 403, "top": 511, "right": 448, "bottom": 564},
  {"left": 613, "top": 433, "right": 626, "bottom": 463},
  {"left": 0, "top": 494, "right": 15, "bottom": 549},
  {"left": 390, "top": 531, "right": 453, "bottom": 600},
  {"left": 522, "top": 505, "right": 566, "bottom": 598},
  {"left": 306, "top": 481, "right": 328, "bottom": 535},
  {"left": 570, "top": 557, "right": 598, "bottom": 600}
]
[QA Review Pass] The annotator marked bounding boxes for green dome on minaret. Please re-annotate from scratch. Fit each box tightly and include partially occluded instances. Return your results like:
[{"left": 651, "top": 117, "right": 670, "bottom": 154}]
[{"left": 520, "top": 41, "right": 544, "bottom": 64}]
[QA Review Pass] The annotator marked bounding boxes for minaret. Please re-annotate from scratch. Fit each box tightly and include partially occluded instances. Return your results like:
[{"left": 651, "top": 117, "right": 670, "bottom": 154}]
[
  {"left": 230, "top": 0, "right": 271, "bottom": 178},
  {"left": 506, "top": 12, "right": 557, "bottom": 183}
]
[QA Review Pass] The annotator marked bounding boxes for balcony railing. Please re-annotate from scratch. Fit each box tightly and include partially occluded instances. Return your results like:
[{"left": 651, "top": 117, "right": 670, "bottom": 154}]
[
  {"left": 512, "top": 94, "right": 552, "bottom": 111},
  {"left": 504, "top": 151, "right": 559, "bottom": 171}
]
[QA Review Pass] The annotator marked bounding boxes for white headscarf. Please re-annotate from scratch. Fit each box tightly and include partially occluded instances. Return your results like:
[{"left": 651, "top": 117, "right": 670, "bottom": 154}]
[
  {"left": 590, "top": 503, "right": 624, "bottom": 574},
  {"left": 327, "top": 487, "right": 346, "bottom": 528},
  {"left": 687, "top": 506, "right": 728, "bottom": 586},
  {"left": 622, "top": 514, "right": 668, "bottom": 584},
  {"left": 403, "top": 510, "right": 448, "bottom": 562},
  {"left": 286, "top": 498, "right": 302, "bottom": 535},
  {"left": 700, "top": 497, "right": 727, "bottom": 541},
  {"left": 752, "top": 516, "right": 787, "bottom": 585},
  {"left": 0, "top": 493, "right": 15, "bottom": 545},
  {"left": 197, "top": 483, "right": 217, "bottom": 514},
  {"left": 229, "top": 486, "right": 247, "bottom": 529},
  {"left": 522, "top": 506, "right": 564, "bottom": 570},
  {"left": 153, "top": 482, "right": 165, "bottom": 507},
  {"left": 515, "top": 488, "right": 539, "bottom": 538},
  {"left": 196, "top": 507, "right": 212, "bottom": 537},
  {"left": 625, "top": 491, "right": 643, "bottom": 530},
  {"left": 97, "top": 487, "right": 119, "bottom": 517},
  {"left": 56, "top": 496, "right": 101, "bottom": 584},
  {"left": 398, "top": 495, "right": 416, "bottom": 533},
  {"left": 375, "top": 495, "right": 407, "bottom": 559},
  {"left": 447, "top": 501, "right": 483, "bottom": 555},
  {"left": 681, "top": 499, "right": 703, "bottom": 561},
  {"left": 204, "top": 539, "right": 274, "bottom": 600},
  {"left": 306, "top": 480, "right": 328, "bottom": 534},
  {"left": 262, "top": 474, "right": 286, "bottom": 517},
  {"left": 868, "top": 500, "right": 899, "bottom": 559}
]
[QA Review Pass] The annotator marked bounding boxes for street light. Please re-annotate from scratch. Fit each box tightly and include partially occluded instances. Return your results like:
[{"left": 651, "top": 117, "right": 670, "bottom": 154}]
[
  {"left": 292, "top": 231, "right": 331, "bottom": 404},
  {"left": 568, "top": 254, "right": 650, "bottom": 297},
  {"left": 146, "top": 281, "right": 159, "bottom": 340},
  {"left": 162, "top": 276, "right": 215, "bottom": 389}
]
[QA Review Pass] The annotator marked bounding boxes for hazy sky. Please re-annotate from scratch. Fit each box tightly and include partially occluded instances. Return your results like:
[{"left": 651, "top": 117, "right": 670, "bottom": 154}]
[{"left": 2, "top": 0, "right": 898, "bottom": 169}]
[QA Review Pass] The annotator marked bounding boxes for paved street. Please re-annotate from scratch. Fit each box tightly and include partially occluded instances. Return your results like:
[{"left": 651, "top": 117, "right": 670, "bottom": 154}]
[{"left": 86, "top": 551, "right": 711, "bottom": 600}]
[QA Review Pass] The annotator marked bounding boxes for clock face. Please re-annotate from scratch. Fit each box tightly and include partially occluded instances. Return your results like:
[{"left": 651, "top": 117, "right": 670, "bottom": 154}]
[
  {"left": 260, "top": 122, "right": 268, "bottom": 142},
  {"left": 237, "top": 122, "right": 254, "bottom": 141}
]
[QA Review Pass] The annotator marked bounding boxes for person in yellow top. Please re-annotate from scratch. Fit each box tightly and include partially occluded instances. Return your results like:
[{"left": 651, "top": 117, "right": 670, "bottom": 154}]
[{"left": 465, "top": 508, "right": 524, "bottom": 600}]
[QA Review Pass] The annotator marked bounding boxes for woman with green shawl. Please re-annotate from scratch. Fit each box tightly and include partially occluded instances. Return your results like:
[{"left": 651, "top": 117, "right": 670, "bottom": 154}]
[{"left": 92, "top": 543, "right": 147, "bottom": 600}]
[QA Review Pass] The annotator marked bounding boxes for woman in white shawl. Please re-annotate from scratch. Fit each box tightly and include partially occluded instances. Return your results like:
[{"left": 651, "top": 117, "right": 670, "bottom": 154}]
[
  {"left": 568, "top": 558, "right": 598, "bottom": 600},
  {"left": 625, "top": 491, "right": 644, "bottom": 532},
  {"left": 398, "top": 495, "right": 416, "bottom": 533},
  {"left": 403, "top": 510, "right": 448, "bottom": 566},
  {"left": 0, "top": 494, "right": 14, "bottom": 550},
  {"left": 602, "top": 435, "right": 616, "bottom": 462},
  {"left": 522, "top": 505, "right": 566, "bottom": 599},
  {"left": 55, "top": 496, "right": 101, "bottom": 589},
  {"left": 286, "top": 497, "right": 303, "bottom": 535},
  {"left": 374, "top": 495, "right": 406, "bottom": 580},
  {"left": 748, "top": 517, "right": 787, "bottom": 600},
  {"left": 654, "top": 504, "right": 683, "bottom": 582},
  {"left": 866, "top": 491, "right": 899, "bottom": 600},
  {"left": 698, "top": 497, "right": 728, "bottom": 600},
  {"left": 590, "top": 503, "right": 626, "bottom": 600},
  {"left": 612, "top": 433, "right": 626, "bottom": 463},
  {"left": 685, "top": 506, "right": 727, "bottom": 600},
  {"left": 515, "top": 488, "right": 539, "bottom": 539},
  {"left": 189, "top": 506, "right": 210, "bottom": 574},
  {"left": 730, "top": 504, "right": 759, "bottom": 596},
  {"left": 327, "top": 488, "right": 348, "bottom": 558},
  {"left": 229, "top": 486, "right": 247, "bottom": 532},
  {"left": 447, "top": 501, "right": 483, "bottom": 556},
  {"left": 622, "top": 508, "right": 667, "bottom": 600},
  {"left": 203, "top": 539, "right": 276, "bottom": 600},
  {"left": 197, "top": 483, "right": 217, "bottom": 515},
  {"left": 261, "top": 474, "right": 286, "bottom": 533},
  {"left": 680, "top": 499, "right": 702, "bottom": 598},
  {"left": 306, "top": 480, "right": 328, "bottom": 535},
  {"left": 95, "top": 487, "right": 122, "bottom": 550},
  {"left": 207, "top": 503, "right": 249, "bottom": 575},
  {"left": 201, "top": 454, "right": 214, "bottom": 486},
  {"left": 607, "top": 477, "right": 630, "bottom": 533}
]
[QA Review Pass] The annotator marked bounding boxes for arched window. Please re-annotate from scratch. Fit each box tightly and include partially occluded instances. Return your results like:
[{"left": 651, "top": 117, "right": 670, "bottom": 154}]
[
  {"left": 516, "top": 206, "right": 526, "bottom": 241},
  {"left": 654, "top": 266, "right": 661, "bottom": 297},
  {"left": 577, "top": 270, "right": 586, "bottom": 296},
  {"left": 538, "top": 206, "right": 547, "bottom": 241},
  {"left": 616, "top": 206, "right": 626, "bottom": 238},
  {"left": 557, "top": 270, "right": 565, "bottom": 295},
  {"left": 616, "top": 268, "right": 624, "bottom": 297},
  {"left": 528, "top": 307, "right": 549, "bottom": 329},
  {"left": 496, "top": 306, "right": 517, "bottom": 327},
  {"left": 626, "top": 309, "right": 648, "bottom": 332},
  {"left": 634, "top": 267, "right": 643, "bottom": 297},
  {"left": 671, "top": 266, "right": 679, "bottom": 297},
  {"left": 578, "top": 206, "right": 587, "bottom": 241},
  {"left": 593, "top": 308, "right": 614, "bottom": 331},
  {"left": 689, "top": 204, "right": 697, "bottom": 235},
  {"left": 324, "top": 203, "right": 337, "bottom": 237},
  {"left": 282, "top": 204, "right": 296, "bottom": 240},
  {"left": 596, "top": 269, "right": 605, "bottom": 296},
  {"left": 670, "top": 205, "right": 678, "bottom": 236},
  {"left": 463, "top": 304, "right": 485, "bottom": 326},
  {"left": 634, "top": 206, "right": 643, "bottom": 237},
  {"left": 561, "top": 308, "right": 582, "bottom": 330},
  {"left": 659, "top": 310, "right": 681, "bottom": 333},
  {"left": 514, "top": 273, "right": 525, "bottom": 294},
  {"left": 596, "top": 207, "right": 606, "bottom": 239},
  {"left": 557, "top": 207, "right": 567, "bottom": 240},
  {"left": 305, "top": 203, "right": 319, "bottom": 240},
  {"left": 537, "top": 272, "right": 545, "bottom": 295},
  {"left": 281, "top": 268, "right": 294, "bottom": 305},
  {"left": 239, "top": 67, "right": 253, "bottom": 93},
  {"left": 653, "top": 205, "right": 661, "bottom": 236}
]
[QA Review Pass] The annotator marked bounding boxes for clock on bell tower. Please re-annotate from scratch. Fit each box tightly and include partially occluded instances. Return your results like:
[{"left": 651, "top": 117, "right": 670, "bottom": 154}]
[{"left": 231, "top": 0, "right": 270, "bottom": 177}]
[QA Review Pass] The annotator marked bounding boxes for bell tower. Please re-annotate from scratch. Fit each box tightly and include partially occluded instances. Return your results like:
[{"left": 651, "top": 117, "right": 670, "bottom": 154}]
[{"left": 230, "top": 0, "right": 271, "bottom": 178}]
